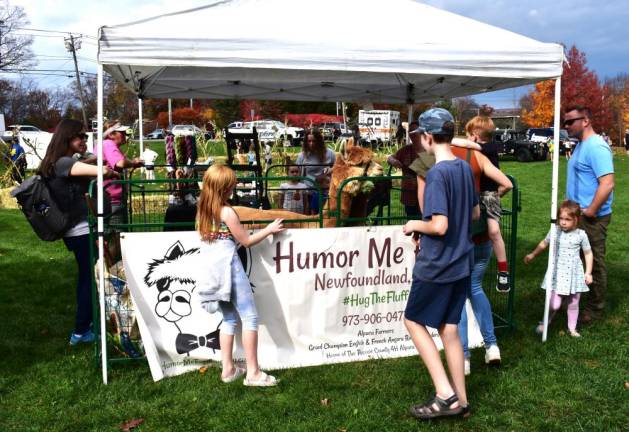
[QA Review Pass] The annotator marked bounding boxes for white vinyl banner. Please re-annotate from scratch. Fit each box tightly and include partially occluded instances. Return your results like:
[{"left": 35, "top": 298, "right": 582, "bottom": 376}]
[{"left": 121, "top": 226, "right": 482, "bottom": 381}]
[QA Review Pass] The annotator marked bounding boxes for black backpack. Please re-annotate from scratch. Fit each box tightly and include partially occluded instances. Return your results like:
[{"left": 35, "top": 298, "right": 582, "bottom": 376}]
[{"left": 11, "top": 175, "right": 71, "bottom": 241}]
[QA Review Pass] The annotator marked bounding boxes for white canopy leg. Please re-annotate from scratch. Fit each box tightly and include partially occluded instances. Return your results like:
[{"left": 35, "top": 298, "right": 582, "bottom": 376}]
[
  {"left": 138, "top": 98, "right": 144, "bottom": 178},
  {"left": 97, "top": 64, "right": 108, "bottom": 382},
  {"left": 542, "top": 77, "right": 562, "bottom": 342}
]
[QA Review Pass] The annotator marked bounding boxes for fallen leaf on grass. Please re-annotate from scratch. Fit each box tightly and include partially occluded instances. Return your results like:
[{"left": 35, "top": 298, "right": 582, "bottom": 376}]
[
  {"left": 320, "top": 398, "right": 330, "bottom": 406},
  {"left": 119, "top": 418, "right": 144, "bottom": 431},
  {"left": 337, "top": 428, "right": 347, "bottom": 432},
  {"left": 199, "top": 366, "right": 208, "bottom": 374},
  {"left": 624, "top": 382, "right": 629, "bottom": 390},
  {"left": 584, "top": 360, "right": 599, "bottom": 368},
  {"left": 558, "top": 330, "right": 565, "bottom": 336}
]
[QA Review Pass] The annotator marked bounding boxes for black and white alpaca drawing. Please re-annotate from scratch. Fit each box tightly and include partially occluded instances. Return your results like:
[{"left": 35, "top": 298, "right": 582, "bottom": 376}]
[{"left": 144, "top": 241, "right": 221, "bottom": 355}]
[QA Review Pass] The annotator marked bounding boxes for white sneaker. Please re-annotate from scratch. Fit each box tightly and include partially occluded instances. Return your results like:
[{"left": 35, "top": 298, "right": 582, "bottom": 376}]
[
  {"left": 485, "top": 345, "right": 501, "bottom": 365},
  {"left": 464, "top": 358, "right": 471, "bottom": 376}
]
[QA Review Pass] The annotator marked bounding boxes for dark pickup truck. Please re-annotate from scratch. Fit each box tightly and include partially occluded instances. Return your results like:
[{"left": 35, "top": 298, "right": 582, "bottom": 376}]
[{"left": 492, "top": 129, "right": 548, "bottom": 162}]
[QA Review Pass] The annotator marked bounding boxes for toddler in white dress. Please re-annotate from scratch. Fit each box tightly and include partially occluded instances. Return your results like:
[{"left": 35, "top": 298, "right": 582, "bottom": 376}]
[{"left": 524, "top": 200, "right": 593, "bottom": 337}]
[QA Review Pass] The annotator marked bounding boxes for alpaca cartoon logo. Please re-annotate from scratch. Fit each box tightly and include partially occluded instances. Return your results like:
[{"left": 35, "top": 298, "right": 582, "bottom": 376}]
[{"left": 144, "top": 241, "right": 221, "bottom": 355}]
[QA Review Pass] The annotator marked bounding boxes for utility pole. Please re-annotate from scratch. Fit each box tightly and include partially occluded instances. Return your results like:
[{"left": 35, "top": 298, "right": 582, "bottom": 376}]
[{"left": 65, "top": 34, "right": 89, "bottom": 129}]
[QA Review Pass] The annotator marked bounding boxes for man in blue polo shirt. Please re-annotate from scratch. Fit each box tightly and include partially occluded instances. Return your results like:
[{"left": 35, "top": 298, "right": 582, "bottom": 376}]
[{"left": 564, "top": 105, "right": 615, "bottom": 323}]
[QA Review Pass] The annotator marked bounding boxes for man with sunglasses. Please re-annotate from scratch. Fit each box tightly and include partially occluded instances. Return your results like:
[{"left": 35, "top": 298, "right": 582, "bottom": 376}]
[{"left": 563, "top": 105, "right": 615, "bottom": 324}]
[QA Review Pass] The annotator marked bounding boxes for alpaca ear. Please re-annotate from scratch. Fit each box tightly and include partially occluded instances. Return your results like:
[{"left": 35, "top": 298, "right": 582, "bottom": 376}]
[
  {"left": 165, "top": 241, "right": 185, "bottom": 260},
  {"left": 338, "top": 138, "right": 349, "bottom": 160},
  {"left": 346, "top": 137, "right": 355, "bottom": 150}
]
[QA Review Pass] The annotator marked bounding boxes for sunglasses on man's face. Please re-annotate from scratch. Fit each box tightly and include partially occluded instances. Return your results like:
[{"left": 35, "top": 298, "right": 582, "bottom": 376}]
[{"left": 563, "top": 117, "right": 585, "bottom": 127}]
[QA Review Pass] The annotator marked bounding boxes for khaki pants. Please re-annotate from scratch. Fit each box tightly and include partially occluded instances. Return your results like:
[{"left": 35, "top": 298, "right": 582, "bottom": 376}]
[{"left": 579, "top": 213, "right": 611, "bottom": 317}]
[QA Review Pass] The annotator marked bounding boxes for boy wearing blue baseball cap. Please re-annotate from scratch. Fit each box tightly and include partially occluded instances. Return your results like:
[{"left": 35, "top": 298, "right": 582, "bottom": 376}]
[{"left": 402, "top": 108, "right": 479, "bottom": 420}]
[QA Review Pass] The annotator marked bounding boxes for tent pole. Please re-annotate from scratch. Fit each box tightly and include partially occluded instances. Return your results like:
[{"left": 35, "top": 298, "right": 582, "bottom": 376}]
[
  {"left": 168, "top": 98, "right": 173, "bottom": 130},
  {"left": 138, "top": 98, "right": 144, "bottom": 177},
  {"left": 96, "top": 63, "right": 108, "bottom": 383},
  {"left": 542, "top": 76, "right": 562, "bottom": 342}
]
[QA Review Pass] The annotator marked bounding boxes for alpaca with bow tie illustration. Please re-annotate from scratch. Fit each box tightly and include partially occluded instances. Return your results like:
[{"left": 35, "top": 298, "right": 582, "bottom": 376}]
[{"left": 144, "top": 241, "right": 221, "bottom": 355}]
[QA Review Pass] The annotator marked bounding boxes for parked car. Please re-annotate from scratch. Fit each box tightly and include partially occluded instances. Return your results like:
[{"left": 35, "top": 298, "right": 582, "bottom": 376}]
[
  {"left": 146, "top": 128, "right": 165, "bottom": 139},
  {"left": 526, "top": 127, "right": 574, "bottom": 155},
  {"left": 243, "top": 120, "right": 305, "bottom": 146},
  {"left": 227, "top": 121, "right": 244, "bottom": 129},
  {"left": 492, "top": 129, "right": 547, "bottom": 162},
  {"left": 2, "top": 124, "right": 53, "bottom": 169},
  {"left": 2, "top": 124, "right": 44, "bottom": 141},
  {"left": 315, "top": 122, "right": 348, "bottom": 141},
  {"left": 171, "top": 124, "right": 213, "bottom": 140},
  {"left": 171, "top": 124, "right": 203, "bottom": 135}
]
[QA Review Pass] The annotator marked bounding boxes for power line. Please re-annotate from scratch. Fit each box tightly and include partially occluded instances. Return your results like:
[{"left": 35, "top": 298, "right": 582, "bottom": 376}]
[
  {"left": 0, "top": 71, "right": 75, "bottom": 77},
  {"left": 15, "top": 27, "right": 97, "bottom": 39},
  {"left": 1, "top": 68, "right": 96, "bottom": 75}
]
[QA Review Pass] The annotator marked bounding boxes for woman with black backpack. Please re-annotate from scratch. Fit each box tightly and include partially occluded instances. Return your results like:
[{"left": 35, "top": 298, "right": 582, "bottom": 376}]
[{"left": 38, "top": 119, "right": 118, "bottom": 345}]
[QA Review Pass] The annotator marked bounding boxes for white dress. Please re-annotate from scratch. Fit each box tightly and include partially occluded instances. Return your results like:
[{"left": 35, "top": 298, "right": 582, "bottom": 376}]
[{"left": 541, "top": 227, "right": 591, "bottom": 295}]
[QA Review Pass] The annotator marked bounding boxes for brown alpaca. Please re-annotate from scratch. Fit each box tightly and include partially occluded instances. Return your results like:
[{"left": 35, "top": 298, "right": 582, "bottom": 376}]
[
  {"left": 233, "top": 138, "right": 383, "bottom": 228},
  {"left": 325, "top": 138, "right": 383, "bottom": 227}
]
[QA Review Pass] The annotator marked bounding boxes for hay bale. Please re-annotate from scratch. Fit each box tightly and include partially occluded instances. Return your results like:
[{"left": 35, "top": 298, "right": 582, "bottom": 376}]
[{"left": 0, "top": 187, "right": 18, "bottom": 209}]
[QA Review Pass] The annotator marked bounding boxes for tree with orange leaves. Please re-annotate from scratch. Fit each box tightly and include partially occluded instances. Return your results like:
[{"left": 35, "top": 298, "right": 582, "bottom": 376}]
[{"left": 521, "top": 80, "right": 555, "bottom": 127}]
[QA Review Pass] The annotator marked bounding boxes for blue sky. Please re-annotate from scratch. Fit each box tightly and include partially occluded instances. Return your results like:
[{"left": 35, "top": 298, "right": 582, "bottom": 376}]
[{"left": 7, "top": 0, "right": 629, "bottom": 108}]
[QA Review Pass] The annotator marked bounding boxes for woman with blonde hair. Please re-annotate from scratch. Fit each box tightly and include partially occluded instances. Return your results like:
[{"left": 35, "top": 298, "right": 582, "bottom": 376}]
[{"left": 197, "top": 164, "right": 284, "bottom": 386}]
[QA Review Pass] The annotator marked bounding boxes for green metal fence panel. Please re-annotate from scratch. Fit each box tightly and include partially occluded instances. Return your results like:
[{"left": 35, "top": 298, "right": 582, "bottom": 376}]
[
  {"left": 332, "top": 173, "right": 521, "bottom": 330},
  {"left": 88, "top": 172, "right": 520, "bottom": 367}
]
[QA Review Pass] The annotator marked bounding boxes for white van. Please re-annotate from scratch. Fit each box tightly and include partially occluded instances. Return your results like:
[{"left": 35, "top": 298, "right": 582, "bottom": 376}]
[{"left": 358, "top": 110, "right": 400, "bottom": 146}]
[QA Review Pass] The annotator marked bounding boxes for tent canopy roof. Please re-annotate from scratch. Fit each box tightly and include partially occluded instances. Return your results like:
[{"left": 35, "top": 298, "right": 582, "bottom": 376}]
[{"left": 98, "top": 0, "right": 564, "bottom": 103}]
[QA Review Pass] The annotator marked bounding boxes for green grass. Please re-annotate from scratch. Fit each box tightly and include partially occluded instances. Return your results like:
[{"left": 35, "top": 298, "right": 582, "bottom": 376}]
[{"left": 1, "top": 157, "right": 628, "bottom": 431}]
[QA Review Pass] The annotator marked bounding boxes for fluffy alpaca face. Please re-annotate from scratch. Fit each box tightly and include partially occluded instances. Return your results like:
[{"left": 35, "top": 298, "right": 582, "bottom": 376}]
[{"left": 333, "top": 139, "right": 383, "bottom": 196}]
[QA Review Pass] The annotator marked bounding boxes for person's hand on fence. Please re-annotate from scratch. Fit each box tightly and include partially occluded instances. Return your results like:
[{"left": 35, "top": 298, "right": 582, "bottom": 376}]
[
  {"left": 103, "top": 167, "right": 121, "bottom": 179},
  {"left": 132, "top": 157, "right": 145, "bottom": 168},
  {"left": 266, "top": 218, "right": 285, "bottom": 234}
]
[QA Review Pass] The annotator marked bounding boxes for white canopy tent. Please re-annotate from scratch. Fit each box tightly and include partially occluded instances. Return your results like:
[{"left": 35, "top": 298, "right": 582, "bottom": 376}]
[{"left": 96, "top": 0, "right": 565, "bottom": 383}]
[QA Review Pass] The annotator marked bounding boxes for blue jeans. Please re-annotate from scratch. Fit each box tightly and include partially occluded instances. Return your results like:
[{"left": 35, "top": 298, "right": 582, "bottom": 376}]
[
  {"left": 63, "top": 234, "right": 93, "bottom": 334},
  {"left": 218, "top": 252, "right": 259, "bottom": 335},
  {"left": 458, "top": 241, "right": 497, "bottom": 358}
]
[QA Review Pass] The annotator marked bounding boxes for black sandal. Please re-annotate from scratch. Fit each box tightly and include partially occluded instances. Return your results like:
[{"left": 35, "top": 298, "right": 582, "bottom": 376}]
[{"left": 409, "top": 394, "right": 463, "bottom": 420}]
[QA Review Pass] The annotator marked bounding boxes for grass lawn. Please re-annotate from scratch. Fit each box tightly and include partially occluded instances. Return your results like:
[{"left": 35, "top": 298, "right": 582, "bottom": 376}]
[{"left": 1, "top": 156, "right": 628, "bottom": 431}]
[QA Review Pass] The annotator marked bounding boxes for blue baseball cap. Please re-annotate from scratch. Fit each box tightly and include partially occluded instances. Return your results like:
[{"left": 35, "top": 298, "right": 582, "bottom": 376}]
[{"left": 410, "top": 108, "right": 455, "bottom": 135}]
